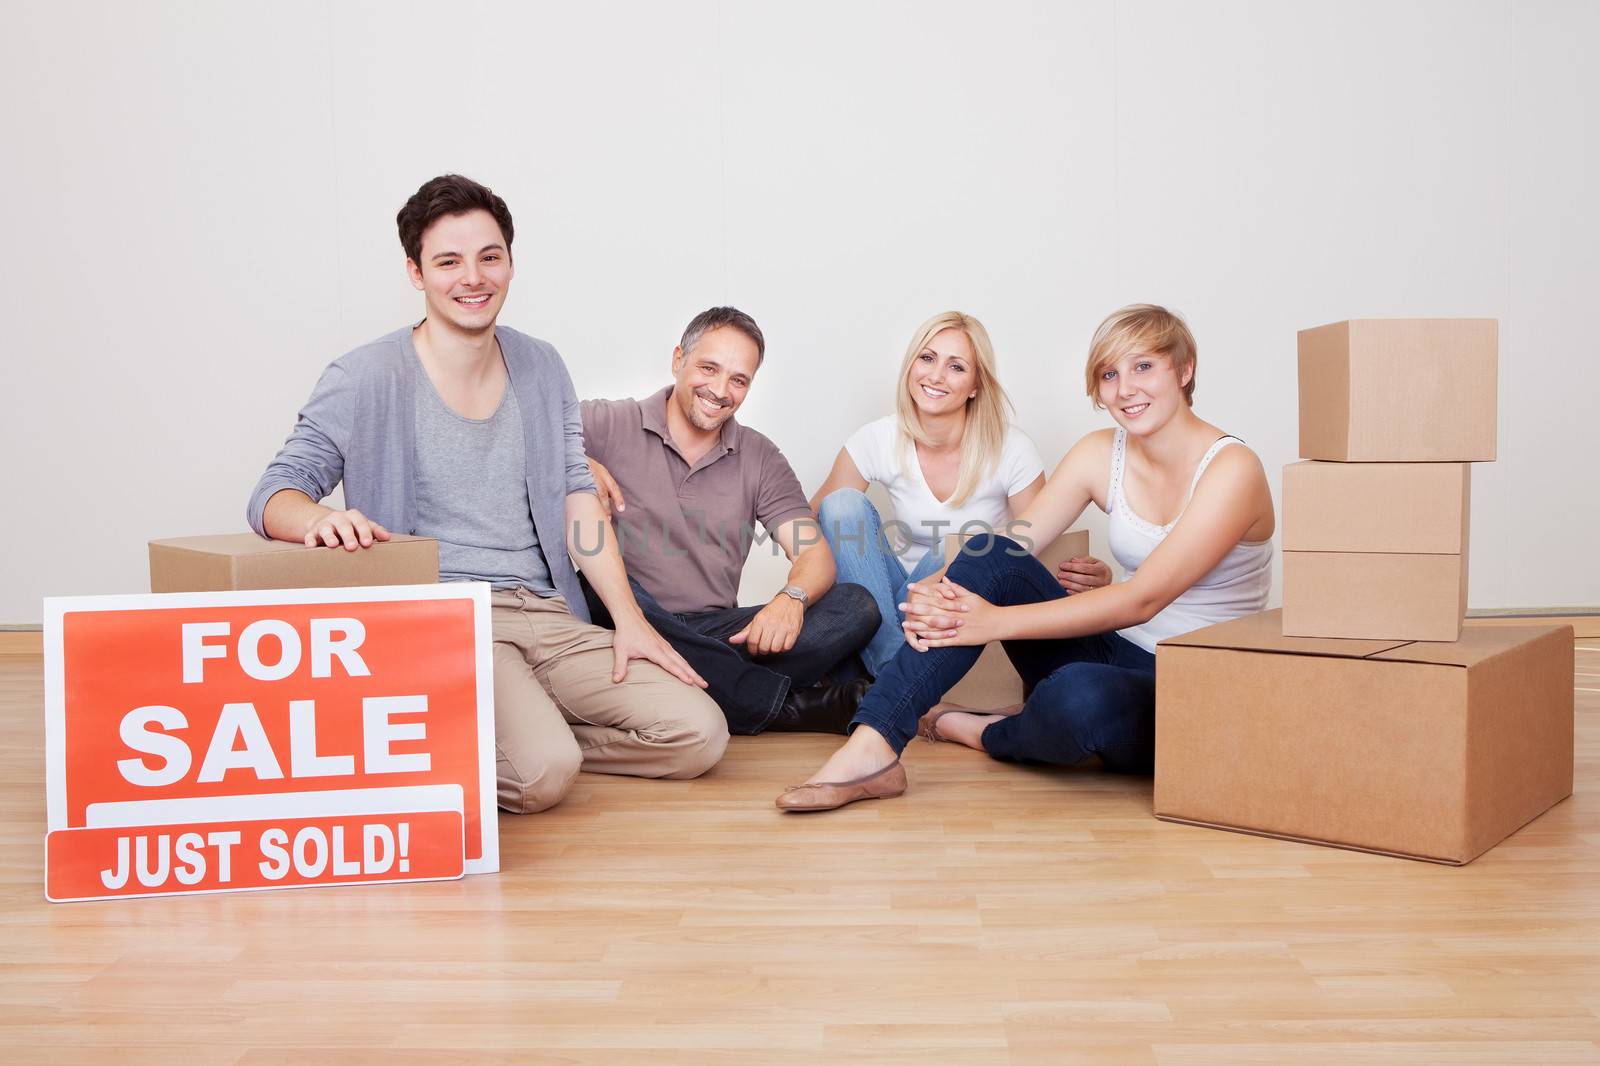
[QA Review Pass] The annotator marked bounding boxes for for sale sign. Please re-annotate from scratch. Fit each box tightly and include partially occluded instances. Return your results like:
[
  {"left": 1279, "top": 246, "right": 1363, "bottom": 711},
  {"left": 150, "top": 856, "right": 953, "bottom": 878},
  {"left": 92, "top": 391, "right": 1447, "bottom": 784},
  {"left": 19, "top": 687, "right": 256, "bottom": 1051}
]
[{"left": 43, "top": 584, "right": 497, "bottom": 901}]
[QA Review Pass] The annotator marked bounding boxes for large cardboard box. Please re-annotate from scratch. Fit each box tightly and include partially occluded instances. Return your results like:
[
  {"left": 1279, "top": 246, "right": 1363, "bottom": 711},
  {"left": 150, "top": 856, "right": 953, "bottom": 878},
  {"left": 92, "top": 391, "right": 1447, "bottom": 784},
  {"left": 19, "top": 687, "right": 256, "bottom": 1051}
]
[
  {"left": 1298, "top": 319, "right": 1497, "bottom": 461},
  {"left": 150, "top": 533, "right": 439, "bottom": 593},
  {"left": 1154, "top": 610, "right": 1573, "bottom": 865},
  {"left": 1281, "top": 460, "right": 1471, "bottom": 641},
  {"left": 934, "top": 529, "right": 1091, "bottom": 710}
]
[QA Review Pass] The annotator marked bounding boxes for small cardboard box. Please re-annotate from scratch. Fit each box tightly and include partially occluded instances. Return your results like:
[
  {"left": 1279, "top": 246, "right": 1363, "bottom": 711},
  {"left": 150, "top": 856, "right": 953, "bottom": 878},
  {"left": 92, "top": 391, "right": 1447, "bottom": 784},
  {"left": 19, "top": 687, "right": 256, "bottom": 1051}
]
[
  {"left": 1298, "top": 318, "right": 1497, "bottom": 461},
  {"left": 150, "top": 533, "right": 439, "bottom": 593},
  {"left": 1282, "top": 551, "right": 1466, "bottom": 642},
  {"left": 1281, "top": 460, "right": 1472, "bottom": 641},
  {"left": 1154, "top": 610, "right": 1573, "bottom": 865},
  {"left": 1283, "top": 461, "right": 1470, "bottom": 554},
  {"left": 934, "top": 529, "right": 1091, "bottom": 710}
]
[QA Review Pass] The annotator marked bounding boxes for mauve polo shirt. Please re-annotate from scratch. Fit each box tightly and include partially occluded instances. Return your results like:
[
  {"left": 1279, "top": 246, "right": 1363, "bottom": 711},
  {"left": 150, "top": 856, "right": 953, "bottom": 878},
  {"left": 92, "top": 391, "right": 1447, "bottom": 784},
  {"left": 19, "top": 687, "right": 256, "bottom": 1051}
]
[{"left": 581, "top": 386, "right": 813, "bottom": 616}]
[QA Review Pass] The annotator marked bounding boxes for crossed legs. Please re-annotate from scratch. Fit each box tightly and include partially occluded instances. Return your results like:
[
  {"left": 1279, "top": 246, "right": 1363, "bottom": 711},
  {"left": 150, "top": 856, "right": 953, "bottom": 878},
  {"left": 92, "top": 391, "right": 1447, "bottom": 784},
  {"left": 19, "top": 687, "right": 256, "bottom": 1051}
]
[{"left": 785, "top": 534, "right": 1156, "bottom": 806}]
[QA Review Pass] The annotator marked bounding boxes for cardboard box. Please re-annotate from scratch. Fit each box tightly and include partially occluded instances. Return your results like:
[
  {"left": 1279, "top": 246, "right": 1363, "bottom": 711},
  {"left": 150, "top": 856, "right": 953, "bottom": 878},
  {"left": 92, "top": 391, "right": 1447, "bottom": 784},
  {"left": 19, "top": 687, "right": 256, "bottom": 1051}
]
[
  {"left": 1298, "top": 319, "right": 1497, "bottom": 461},
  {"left": 1283, "top": 461, "right": 1470, "bottom": 554},
  {"left": 1154, "top": 610, "right": 1573, "bottom": 865},
  {"left": 1282, "top": 550, "right": 1466, "bottom": 642},
  {"left": 149, "top": 533, "right": 439, "bottom": 593},
  {"left": 934, "top": 529, "right": 1091, "bottom": 710},
  {"left": 1281, "top": 459, "right": 1472, "bottom": 641}
]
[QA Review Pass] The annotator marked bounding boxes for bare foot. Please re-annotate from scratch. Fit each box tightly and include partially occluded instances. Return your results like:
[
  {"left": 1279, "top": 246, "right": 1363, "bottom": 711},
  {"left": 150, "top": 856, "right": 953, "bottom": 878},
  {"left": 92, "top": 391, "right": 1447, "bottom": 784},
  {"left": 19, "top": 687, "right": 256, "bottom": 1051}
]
[
  {"left": 926, "top": 711, "right": 1006, "bottom": 752},
  {"left": 803, "top": 725, "right": 897, "bottom": 784},
  {"left": 918, "top": 701, "right": 1020, "bottom": 743}
]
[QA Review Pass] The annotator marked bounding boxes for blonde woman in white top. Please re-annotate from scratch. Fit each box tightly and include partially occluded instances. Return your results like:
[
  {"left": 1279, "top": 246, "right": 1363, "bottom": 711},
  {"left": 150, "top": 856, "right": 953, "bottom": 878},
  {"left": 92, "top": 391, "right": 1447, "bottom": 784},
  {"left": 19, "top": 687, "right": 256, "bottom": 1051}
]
[
  {"left": 779, "top": 305, "right": 1274, "bottom": 812},
  {"left": 811, "top": 311, "right": 1110, "bottom": 677}
]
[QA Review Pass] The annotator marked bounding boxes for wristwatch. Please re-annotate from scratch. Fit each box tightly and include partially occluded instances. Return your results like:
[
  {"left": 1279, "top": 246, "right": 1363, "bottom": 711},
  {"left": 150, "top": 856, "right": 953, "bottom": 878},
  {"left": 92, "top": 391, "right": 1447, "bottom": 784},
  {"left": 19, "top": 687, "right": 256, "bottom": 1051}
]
[{"left": 779, "top": 585, "right": 809, "bottom": 608}]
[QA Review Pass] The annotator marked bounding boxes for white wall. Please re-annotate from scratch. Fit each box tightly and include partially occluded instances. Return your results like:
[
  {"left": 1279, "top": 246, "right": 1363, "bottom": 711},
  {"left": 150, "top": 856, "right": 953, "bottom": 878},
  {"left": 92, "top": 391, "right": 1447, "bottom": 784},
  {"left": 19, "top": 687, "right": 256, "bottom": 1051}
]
[{"left": 2, "top": 0, "right": 1595, "bottom": 623}]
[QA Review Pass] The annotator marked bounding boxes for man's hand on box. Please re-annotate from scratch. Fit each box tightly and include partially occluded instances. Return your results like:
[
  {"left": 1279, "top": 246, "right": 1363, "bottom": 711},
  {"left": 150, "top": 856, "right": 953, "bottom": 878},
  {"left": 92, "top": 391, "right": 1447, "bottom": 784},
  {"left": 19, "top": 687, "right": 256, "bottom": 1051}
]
[{"left": 304, "top": 508, "right": 391, "bottom": 551}]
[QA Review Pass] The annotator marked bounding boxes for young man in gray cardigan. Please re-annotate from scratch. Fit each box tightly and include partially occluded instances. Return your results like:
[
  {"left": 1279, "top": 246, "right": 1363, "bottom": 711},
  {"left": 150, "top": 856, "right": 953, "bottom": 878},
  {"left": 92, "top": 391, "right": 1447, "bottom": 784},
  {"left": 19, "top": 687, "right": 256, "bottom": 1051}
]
[{"left": 248, "top": 174, "right": 727, "bottom": 814}]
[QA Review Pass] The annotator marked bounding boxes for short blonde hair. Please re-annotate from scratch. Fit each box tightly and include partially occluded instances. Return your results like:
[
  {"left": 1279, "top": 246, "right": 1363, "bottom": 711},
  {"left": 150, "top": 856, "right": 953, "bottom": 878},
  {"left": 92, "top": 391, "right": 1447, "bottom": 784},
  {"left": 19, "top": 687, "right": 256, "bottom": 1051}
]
[
  {"left": 1084, "top": 304, "right": 1197, "bottom": 408},
  {"left": 893, "top": 311, "right": 1013, "bottom": 508}
]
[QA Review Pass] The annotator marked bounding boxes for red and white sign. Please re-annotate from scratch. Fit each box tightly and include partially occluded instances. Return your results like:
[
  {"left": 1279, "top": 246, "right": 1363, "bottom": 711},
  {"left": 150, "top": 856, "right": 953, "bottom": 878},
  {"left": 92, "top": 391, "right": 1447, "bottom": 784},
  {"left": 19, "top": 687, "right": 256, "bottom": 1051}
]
[{"left": 44, "top": 584, "right": 497, "bottom": 901}]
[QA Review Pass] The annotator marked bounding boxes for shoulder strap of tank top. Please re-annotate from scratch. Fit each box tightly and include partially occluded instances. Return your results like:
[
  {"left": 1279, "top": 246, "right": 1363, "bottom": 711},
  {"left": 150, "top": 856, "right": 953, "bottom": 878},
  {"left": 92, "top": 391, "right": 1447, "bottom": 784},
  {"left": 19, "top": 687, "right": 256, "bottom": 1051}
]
[
  {"left": 1107, "top": 427, "right": 1128, "bottom": 508},
  {"left": 1183, "top": 434, "right": 1246, "bottom": 502}
]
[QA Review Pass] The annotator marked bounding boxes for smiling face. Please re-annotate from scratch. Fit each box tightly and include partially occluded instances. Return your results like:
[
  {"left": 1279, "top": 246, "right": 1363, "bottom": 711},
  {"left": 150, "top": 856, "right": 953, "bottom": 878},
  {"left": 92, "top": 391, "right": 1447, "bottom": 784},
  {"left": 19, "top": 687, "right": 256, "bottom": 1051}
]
[
  {"left": 1096, "top": 349, "right": 1194, "bottom": 436},
  {"left": 906, "top": 327, "right": 978, "bottom": 418},
  {"left": 670, "top": 325, "right": 761, "bottom": 434},
  {"left": 406, "top": 209, "right": 513, "bottom": 335}
]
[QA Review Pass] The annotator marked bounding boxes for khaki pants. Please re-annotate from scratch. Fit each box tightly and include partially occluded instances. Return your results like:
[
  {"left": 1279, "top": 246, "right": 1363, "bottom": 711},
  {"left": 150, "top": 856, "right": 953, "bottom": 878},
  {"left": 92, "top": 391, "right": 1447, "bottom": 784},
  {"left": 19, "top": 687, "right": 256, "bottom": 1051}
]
[{"left": 491, "top": 589, "right": 728, "bottom": 813}]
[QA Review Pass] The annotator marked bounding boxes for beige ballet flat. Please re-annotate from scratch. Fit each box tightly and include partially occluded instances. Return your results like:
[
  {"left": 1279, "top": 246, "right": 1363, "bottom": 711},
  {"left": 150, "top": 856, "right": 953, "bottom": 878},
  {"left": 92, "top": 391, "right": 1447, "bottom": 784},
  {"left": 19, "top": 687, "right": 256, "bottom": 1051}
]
[{"left": 775, "top": 761, "right": 907, "bottom": 812}]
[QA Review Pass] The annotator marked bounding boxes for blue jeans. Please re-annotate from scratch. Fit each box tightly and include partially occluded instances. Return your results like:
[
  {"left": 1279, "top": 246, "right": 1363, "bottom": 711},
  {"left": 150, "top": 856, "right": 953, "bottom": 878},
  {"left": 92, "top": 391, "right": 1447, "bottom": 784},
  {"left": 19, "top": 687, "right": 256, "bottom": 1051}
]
[
  {"left": 817, "top": 488, "right": 946, "bottom": 677},
  {"left": 850, "top": 533, "right": 1158, "bottom": 772}
]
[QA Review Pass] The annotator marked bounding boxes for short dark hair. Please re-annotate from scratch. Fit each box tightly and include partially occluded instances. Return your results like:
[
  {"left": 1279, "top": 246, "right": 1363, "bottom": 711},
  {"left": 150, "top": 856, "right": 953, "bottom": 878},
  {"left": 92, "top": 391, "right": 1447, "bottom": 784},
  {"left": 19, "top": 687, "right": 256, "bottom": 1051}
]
[
  {"left": 680, "top": 306, "right": 766, "bottom": 365},
  {"left": 396, "top": 174, "right": 514, "bottom": 266}
]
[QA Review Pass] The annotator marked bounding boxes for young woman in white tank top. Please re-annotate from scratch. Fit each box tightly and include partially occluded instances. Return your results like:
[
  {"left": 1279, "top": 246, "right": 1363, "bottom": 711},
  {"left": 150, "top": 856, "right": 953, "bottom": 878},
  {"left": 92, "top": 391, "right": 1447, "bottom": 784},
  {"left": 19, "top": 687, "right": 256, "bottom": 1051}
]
[{"left": 777, "top": 304, "right": 1276, "bottom": 812}]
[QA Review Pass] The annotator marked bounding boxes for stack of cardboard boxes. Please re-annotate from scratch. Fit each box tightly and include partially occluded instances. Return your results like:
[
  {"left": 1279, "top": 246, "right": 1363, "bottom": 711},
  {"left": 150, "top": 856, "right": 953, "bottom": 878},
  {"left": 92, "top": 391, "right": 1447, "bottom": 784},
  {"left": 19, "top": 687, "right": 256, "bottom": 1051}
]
[
  {"left": 1283, "top": 319, "right": 1494, "bottom": 642},
  {"left": 1154, "top": 320, "right": 1574, "bottom": 865}
]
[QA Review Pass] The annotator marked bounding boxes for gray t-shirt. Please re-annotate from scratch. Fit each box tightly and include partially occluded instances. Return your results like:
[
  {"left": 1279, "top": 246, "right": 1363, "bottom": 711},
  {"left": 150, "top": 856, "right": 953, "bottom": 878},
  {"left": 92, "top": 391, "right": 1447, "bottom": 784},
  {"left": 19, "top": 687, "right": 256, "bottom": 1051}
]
[{"left": 413, "top": 374, "right": 556, "bottom": 594}]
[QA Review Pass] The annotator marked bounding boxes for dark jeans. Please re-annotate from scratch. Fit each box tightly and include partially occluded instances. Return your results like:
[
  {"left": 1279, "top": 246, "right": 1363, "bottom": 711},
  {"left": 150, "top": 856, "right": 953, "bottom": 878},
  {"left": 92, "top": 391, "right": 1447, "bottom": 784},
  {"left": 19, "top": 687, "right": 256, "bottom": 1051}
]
[
  {"left": 851, "top": 534, "right": 1158, "bottom": 772},
  {"left": 583, "top": 578, "right": 879, "bottom": 736}
]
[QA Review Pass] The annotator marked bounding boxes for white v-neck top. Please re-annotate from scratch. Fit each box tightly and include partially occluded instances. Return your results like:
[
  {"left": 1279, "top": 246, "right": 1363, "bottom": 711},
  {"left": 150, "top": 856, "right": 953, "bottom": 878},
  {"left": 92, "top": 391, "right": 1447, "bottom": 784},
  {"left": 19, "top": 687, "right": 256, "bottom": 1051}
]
[
  {"left": 1106, "top": 428, "right": 1273, "bottom": 652},
  {"left": 844, "top": 415, "right": 1044, "bottom": 574}
]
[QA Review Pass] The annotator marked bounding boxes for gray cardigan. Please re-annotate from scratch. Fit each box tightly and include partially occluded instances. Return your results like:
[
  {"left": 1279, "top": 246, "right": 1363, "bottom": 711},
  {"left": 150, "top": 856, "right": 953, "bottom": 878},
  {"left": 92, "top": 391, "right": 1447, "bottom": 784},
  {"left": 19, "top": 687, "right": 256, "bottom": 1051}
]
[{"left": 246, "top": 325, "right": 598, "bottom": 621}]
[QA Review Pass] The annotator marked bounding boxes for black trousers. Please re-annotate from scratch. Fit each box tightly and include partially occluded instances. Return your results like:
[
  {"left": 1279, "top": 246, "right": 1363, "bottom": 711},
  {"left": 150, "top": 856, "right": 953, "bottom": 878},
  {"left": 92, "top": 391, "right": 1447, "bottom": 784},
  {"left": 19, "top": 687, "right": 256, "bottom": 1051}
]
[{"left": 583, "top": 577, "right": 878, "bottom": 735}]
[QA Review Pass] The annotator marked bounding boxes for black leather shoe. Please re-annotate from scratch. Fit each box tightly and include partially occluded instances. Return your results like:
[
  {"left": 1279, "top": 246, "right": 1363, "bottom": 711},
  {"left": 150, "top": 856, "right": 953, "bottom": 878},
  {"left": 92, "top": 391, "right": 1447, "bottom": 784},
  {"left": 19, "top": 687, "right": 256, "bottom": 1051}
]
[{"left": 766, "top": 678, "right": 872, "bottom": 735}]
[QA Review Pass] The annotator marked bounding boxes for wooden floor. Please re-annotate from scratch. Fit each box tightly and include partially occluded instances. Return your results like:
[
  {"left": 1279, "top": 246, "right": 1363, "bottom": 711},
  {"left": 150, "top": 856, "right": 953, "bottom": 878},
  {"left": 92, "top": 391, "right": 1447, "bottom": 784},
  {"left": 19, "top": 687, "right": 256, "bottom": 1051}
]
[{"left": 3, "top": 644, "right": 1598, "bottom": 1065}]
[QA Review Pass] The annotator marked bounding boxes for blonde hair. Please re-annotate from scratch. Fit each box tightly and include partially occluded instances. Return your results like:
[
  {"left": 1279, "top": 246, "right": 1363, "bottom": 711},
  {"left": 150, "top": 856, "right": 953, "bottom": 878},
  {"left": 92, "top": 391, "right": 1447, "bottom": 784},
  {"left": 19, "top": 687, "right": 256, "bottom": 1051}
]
[
  {"left": 892, "top": 311, "right": 1013, "bottom": 508},
  {"left": 1084, "top": 303, "right": 1198, "bottom": 408}
]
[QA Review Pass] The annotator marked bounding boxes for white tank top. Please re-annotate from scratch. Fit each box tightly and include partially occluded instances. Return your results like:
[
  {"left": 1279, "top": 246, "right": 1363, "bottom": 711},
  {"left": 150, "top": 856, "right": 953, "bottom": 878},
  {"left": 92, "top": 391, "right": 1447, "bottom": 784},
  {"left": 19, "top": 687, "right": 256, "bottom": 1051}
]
[{"left": 1106, "top": 428, "right": 1273, "bottom": 653}]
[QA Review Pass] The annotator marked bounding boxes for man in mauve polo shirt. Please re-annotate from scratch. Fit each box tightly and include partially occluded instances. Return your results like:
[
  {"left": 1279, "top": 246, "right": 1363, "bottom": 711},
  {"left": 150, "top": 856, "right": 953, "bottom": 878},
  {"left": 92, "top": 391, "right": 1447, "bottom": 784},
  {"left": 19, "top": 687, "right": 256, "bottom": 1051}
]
[{"left": 580, "top": 306, "right": 880, "bottom": 735}]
